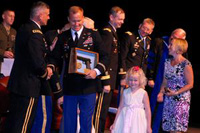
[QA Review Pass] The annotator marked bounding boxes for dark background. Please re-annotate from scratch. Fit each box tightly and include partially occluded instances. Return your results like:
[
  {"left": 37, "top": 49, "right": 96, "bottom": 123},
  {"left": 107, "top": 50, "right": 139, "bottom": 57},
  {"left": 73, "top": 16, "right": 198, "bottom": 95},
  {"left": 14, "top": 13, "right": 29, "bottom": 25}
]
[{"left": 1, "top": 0, "right": 199, "bottom": 128}]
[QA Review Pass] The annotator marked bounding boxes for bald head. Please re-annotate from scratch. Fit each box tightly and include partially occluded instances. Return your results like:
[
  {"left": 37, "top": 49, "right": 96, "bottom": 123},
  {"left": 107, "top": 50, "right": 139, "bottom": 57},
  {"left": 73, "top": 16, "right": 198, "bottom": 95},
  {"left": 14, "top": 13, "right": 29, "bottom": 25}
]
[{"left": 171, "top": 28, "right": 186, "bottom": 39}]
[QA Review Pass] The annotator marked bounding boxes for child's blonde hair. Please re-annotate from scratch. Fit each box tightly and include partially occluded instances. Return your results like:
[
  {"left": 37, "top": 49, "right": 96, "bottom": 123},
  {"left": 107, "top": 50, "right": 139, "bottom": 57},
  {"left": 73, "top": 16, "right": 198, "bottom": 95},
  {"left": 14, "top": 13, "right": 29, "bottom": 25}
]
[{"left": 125, "top": 66, "right": 147, "bottom": 89}]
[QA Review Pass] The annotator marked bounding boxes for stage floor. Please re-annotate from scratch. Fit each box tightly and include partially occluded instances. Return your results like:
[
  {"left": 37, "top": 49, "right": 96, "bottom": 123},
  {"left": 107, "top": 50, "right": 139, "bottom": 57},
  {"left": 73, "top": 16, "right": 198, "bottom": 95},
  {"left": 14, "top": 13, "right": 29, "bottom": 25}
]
[
  {"left": 105, "top": 127, "right": 200, "bottom": 133},
  {"left": 187, "top": 127, "right": 200, "bottom": 133}
]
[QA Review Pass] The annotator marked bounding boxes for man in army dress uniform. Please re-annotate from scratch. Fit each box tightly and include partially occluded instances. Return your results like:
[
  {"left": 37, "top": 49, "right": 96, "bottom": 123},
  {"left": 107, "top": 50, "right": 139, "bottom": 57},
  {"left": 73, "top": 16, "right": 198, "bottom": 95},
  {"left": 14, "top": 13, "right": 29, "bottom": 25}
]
[
  {"left": 120, "top": 18, "right": 155, "bottom": 88},
  {"left": 94, "top": 6, "right": 125, "bottom": 133},
  {"left": 52, "top": 6, "right": 109, "bottom": 133},
  {"left": 0, "top": 9, "right": 16, "bottom": 71},
  {"left": 4, "top": 2, "right": 53, "bottom": 133}
]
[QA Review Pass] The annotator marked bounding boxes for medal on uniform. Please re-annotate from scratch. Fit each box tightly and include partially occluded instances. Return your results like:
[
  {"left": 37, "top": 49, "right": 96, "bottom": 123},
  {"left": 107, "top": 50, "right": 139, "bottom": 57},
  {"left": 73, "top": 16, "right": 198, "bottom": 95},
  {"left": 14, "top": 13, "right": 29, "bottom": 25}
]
[
  {"left": 113, "top": 37, "right": 118, "bottom": 53},
  {"left": 134, "top": 42, "right": 139, "bottom": 49},
  {"left": 114, "top": 48, "right": 117, "bottom": 53},
  {"left": 43, "top": 38, "right": 48, "bottom": 48},
  {"left": 11, "top": 35, "right": 16, "bottom": 41},
  {"left": 132, "top": 52, "right": 136, "bottom": 57},
  {"left": 113, "top": 38, "right": 118, "bottom": 44}
]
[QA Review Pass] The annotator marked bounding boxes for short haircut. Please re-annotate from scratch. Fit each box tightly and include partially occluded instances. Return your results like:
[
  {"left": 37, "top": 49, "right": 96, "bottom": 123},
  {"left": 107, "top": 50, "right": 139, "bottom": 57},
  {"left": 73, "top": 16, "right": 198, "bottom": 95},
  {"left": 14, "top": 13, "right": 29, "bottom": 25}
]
[
  {"left": 30, "top": 1, "right": 50, "bottom": 19},
  {"left": 172, "top": 38, "right": 188, "bottom": 54},
  {"left": 142, "top": 18, "right": 155, "bottom": 27},
  {"left": 69, "top": 6, "right": 84, "bottom": 16},
  {"left": 109, "top": 6, "right": 125, "bottom": 17},
  {"left": 2, "top": 9, "right": 15, "bottom": 15},
  {"left": 125, "top": 66, "right": 147, "bottom": 89}
]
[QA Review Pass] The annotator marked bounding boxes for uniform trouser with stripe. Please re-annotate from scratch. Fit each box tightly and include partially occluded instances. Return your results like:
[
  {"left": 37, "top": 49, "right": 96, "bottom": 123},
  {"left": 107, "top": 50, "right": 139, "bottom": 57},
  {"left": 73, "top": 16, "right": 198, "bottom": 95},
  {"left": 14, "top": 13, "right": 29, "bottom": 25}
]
[
  {"left": 94, "top": 90, "right": 113, "bottom": 133},
  {"left": 4, "top": 92, "right": 39, "bottom": 133},
  {"left": 31, "top": 95, "right": 52, "bottom": 133}
]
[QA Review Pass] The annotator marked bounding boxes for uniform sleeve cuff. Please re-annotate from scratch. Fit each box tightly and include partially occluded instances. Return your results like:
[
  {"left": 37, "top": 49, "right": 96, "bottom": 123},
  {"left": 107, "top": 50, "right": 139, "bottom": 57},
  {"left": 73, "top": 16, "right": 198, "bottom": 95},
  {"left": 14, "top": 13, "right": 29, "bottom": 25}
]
[
  {"left": 47, "top": 64, "right": 55, "bottom": 71},
  {"left": 94, "top": 68, "right": 101, "bottom": 76},
  {"left": 41, "top": 70, "right": 47, "bottom": 78}
]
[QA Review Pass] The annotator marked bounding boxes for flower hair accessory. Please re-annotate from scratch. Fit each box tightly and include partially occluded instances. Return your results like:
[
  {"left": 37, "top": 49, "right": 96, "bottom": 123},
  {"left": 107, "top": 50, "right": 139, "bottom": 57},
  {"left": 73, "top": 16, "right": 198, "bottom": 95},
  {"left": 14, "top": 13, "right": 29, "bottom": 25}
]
[{"left": 132, "top": 66, "right": 140, "bottom": 71}]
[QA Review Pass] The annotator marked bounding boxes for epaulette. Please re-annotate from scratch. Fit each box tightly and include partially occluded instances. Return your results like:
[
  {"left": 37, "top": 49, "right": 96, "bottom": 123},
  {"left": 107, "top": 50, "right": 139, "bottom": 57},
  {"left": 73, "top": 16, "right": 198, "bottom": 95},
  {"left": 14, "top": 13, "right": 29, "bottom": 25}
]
[
  {"left": 41, "top": 70, "right": 47, "bottom": 78},
  {"left": 32, "top": 29, "right": 43, "bottom": 34},
  {"left": 147, "top": 36, "right": 151, "bottom": 40},
  {"left": 93, "top": 28, "right": 98, "bottom": 31},
  {"left": 47, "top": 64, "right": 55, "bottom": 71},
  {"left": 103, "top": 28, "right": 111, "bottom": 32},
  {"left": 125, "top": 31, "right": 132, "bottom": 36}
]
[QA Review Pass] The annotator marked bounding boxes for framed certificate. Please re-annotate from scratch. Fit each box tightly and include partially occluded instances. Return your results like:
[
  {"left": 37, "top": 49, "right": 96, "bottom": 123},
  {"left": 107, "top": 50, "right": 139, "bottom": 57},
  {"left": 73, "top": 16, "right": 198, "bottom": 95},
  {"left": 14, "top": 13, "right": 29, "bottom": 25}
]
[{"left": 68, "top": 48, "right": 99, "bottom": 75}]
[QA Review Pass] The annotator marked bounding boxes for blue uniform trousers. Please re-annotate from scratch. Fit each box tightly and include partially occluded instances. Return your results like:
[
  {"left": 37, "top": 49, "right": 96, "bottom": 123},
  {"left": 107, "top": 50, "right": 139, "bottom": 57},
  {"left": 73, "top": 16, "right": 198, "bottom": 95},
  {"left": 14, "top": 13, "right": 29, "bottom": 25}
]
[
  {"left": 31, "top": 95, "right": 52, "bottom": 133},
  {"left": 61, "top": 93, "right": 96, "bottom": 133}
]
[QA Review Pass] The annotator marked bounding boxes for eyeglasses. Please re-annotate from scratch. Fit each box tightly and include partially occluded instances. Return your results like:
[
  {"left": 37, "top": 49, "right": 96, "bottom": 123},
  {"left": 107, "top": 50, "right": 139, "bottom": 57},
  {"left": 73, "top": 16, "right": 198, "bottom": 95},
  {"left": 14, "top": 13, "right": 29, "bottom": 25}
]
[{"left": 141, "top": 25, "right": 151, "bottom": 32}]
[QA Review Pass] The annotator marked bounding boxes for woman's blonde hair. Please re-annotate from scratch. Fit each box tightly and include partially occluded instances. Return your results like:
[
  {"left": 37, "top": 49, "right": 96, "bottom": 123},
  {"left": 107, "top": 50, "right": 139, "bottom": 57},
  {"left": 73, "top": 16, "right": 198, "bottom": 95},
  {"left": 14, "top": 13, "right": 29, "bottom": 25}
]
[
  {"left": 125, "top": 66, "right": 147, "bottom": 89},
  {"left": 172, "top": 38, "right": 188, "bottom": 54}
]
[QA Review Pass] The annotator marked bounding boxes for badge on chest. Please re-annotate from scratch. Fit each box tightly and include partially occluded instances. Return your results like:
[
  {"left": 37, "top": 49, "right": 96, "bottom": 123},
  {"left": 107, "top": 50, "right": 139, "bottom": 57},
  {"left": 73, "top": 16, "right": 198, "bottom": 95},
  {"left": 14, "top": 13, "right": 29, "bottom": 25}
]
[
  {"left": 132, "top": 37, "right": 142, "bottom": 57},
  {"left": 83, "top": 32, "right": 94, "bottom": 48}
]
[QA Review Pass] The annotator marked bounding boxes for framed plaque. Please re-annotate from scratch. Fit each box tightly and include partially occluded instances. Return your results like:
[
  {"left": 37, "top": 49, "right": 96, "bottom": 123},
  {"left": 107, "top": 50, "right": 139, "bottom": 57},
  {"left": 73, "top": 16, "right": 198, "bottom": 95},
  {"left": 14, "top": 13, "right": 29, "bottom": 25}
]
[{"left": 68, "top": 48, "right": 99, "bottom": 75}]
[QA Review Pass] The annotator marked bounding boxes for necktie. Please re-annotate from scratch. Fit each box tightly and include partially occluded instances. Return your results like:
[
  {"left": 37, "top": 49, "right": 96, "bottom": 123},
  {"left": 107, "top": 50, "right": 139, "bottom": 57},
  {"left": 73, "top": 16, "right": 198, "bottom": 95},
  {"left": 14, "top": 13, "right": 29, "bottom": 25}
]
[{"left": 74, "top": 32, "right": 78, "bottom": 45}]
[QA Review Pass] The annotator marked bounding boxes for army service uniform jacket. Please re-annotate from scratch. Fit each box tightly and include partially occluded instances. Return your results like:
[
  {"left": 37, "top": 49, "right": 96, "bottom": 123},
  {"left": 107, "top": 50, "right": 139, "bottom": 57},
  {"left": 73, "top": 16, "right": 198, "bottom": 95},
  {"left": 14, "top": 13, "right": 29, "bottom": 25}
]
[
  {"left": 120, "top": 31, "right": 151, "bottom": 76},
  {"left": 52, "top": 27, "right": 109, "bottom": 95},
  {"left": 8, "top": 20, "right": 51, "bottom": 97},
  {"left": 100, "top": 24, "right": 119, "bottom": 90}
]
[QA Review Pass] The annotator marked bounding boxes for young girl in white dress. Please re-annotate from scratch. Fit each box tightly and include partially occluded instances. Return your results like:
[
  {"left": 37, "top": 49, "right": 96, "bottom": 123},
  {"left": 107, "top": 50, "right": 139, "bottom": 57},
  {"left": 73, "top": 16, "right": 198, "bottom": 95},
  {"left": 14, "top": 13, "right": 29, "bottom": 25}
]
[{"left": 110, "top": 66, "right": 152, "bottom": 133}]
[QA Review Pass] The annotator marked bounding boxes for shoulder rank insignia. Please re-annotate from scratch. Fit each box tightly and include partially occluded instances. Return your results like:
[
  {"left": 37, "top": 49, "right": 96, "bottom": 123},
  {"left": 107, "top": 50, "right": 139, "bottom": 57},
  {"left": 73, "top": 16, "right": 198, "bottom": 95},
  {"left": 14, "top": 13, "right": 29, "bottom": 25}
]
[
  {"left": 125, "top": 31, "right": 132, "bottom": 36},
  {"left": 103, "top": 28, "right": 111, "bottom": 32},
  {"left": 32, "top": 29, "right": 43, "bottom": 34}
]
